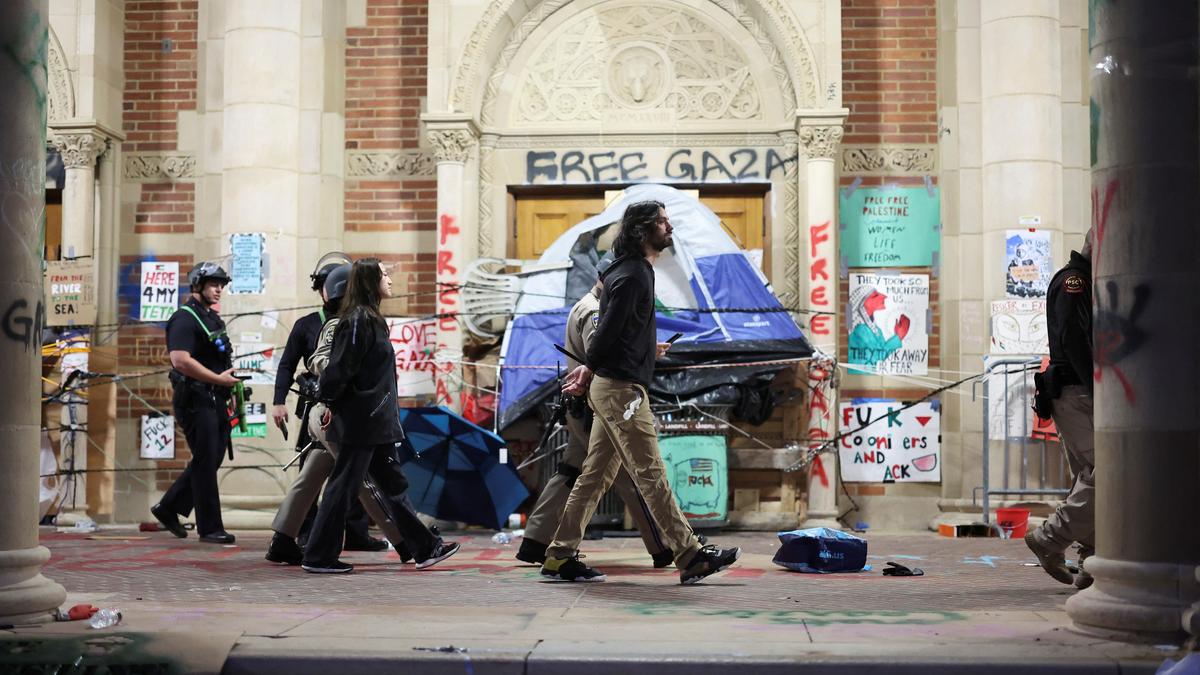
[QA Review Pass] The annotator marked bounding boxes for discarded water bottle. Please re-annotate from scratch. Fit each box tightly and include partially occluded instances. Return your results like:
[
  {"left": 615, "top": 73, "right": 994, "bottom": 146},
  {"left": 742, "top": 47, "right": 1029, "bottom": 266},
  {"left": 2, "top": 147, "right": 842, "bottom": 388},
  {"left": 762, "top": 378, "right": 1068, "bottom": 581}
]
[
  {"left": 89, "top": 608, "right": 122, "bottom": 629},
  {"left": 491, "top": 532, "right": 511, "bottom": 545}
]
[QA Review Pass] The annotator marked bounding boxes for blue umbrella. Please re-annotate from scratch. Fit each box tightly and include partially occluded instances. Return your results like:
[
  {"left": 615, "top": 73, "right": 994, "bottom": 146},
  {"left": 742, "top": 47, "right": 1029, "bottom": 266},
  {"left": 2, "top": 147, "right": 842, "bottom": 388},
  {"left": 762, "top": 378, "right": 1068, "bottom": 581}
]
[{"left": 397, "top": 406, "right": 529, "bottom": 530}]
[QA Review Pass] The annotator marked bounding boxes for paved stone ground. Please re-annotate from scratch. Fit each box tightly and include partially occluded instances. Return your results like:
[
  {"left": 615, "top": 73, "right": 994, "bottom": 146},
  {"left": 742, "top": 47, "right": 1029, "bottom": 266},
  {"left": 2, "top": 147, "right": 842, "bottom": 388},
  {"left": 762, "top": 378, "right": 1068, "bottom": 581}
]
[{"left": 2, "top": 528, "right": 1183, "bottom": 674}]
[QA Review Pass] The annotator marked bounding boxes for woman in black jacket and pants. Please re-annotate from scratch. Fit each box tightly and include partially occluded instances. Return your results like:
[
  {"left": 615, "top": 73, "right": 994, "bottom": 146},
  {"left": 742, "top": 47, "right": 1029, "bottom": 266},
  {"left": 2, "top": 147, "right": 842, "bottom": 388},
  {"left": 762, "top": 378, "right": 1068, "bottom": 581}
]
[{"left": 301, "top": 258, "right": 447, "bottom": 573}]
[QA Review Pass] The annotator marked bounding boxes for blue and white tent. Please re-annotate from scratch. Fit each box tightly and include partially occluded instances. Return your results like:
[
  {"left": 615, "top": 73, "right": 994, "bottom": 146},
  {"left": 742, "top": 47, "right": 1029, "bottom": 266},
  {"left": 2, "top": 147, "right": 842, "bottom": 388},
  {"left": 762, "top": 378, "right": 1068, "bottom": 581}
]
[{"left": 498, "top": 184, "right": 814, "bottom": 428}]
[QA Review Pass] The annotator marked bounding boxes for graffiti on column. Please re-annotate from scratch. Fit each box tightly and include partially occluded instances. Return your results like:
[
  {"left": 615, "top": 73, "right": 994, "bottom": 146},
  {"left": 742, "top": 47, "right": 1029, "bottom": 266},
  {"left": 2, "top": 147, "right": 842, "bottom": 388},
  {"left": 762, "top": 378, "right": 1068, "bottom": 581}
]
[
  {"left": 435, "top": 214, "right": 461, "bottom": 407},
  {"left": 807, "top": 221, "right": 834, "bottom": 342},
  {"left": 1090, "top": 178, "right": 1149, "bottom": 404},
  {"left": 1094, "top": 280, "right": 1150, "bottom": 404},
  {"left": 1, "top": 10, "right": 48, "bottom": 124},
  {"left": 806, "top": 360, "right": 834, "bottom": 489}
]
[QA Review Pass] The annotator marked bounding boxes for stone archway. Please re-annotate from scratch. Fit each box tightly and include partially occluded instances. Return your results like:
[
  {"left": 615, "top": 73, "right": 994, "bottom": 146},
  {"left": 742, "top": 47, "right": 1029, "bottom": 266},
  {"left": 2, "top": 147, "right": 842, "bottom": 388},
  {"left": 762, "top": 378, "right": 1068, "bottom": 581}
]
[
  {"left": 448, "top": 0, "right": 822, "bottom": 119},
  {"left": 47, "top": 26, "right": 75, "bottom": 124},
  {"left": 467, "top": 0, "right": 807, "bottom": 295}
]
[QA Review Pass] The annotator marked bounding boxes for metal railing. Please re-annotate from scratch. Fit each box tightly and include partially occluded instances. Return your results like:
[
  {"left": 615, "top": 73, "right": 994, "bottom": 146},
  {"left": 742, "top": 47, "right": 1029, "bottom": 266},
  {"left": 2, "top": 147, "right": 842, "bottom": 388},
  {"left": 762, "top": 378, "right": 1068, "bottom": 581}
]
[{"left": 976, "top": 356, "right": 1070, "bottom": 523}]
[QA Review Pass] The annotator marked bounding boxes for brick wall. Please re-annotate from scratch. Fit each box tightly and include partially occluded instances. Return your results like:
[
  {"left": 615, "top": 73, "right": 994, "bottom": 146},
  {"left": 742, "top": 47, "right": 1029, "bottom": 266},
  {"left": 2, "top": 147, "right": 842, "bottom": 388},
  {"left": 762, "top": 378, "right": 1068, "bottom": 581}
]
[
  {"left": 344, "top": 0, "right": 436, "bottom": 313},
  {"left": 123, "top": 0, "right": 198, "bottom": 236},
  {"left": 839, "top": 0, "right": 940, "bottom": 495},
  {"left": 841, "top": 0, "right": 938, "bottom": 145}
]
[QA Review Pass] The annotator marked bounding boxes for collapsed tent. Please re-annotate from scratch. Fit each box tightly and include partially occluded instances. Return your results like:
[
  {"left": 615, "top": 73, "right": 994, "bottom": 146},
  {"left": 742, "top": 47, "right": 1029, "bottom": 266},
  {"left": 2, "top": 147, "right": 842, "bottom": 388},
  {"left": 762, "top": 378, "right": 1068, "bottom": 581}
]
[{"left": 498, "top": 184, "right": 814, "bottom": 429}]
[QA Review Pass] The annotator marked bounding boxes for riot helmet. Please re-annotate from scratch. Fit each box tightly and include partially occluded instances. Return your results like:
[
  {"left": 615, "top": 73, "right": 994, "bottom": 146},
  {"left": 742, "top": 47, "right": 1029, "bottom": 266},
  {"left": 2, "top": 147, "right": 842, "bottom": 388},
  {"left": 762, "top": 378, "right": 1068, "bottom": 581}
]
[
  {"left": 311, "top": 251, "right": 352, "bottom": 291},
  {"left": 188, "top": 261, "right": 232, "bottom": 291},
  {"left": 323, "top": 263, "right": 352, "bottom": 301}
]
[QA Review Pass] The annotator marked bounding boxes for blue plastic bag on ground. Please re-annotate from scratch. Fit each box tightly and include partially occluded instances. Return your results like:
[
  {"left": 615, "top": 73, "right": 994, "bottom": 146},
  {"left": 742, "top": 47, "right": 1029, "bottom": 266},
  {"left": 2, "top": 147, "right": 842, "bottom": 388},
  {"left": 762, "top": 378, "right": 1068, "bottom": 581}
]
[{"left": 772, "top": 527, "right": 868, "bottom": 573}]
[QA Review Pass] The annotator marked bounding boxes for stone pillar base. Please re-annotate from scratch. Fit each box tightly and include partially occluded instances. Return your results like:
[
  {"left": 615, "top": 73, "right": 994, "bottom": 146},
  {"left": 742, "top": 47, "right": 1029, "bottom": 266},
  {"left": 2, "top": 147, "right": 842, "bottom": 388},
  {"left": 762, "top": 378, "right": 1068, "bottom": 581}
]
[
  {"left": 1067, "top": 557, "right": 1200, "bottom": 643},
  {"left": 800, "top": 516, "right": 842, "bottom": 530},
  {"left": 0, "top": 546, "right": 67, "bottom": 624}
]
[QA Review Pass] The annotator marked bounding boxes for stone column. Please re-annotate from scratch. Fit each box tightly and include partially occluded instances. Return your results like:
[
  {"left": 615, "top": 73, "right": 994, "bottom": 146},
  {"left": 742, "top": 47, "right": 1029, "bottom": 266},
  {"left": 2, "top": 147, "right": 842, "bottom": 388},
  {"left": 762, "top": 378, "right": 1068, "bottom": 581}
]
[
  {"left": 0, "top": 0, "right": 68, "bottom": 623},
  {"left": 88, "top": 137, "right": 121, "bottom": 521},
  {"left": 51, "top": 128, "right": 105, "bottom": 260},
  {"left": 423, "top": 116, "right": 477, "bottom": 413},
  {"left": 798, "top": 112, "right": 845, "bottom": 529},
  {"left": 214, "top": 1, "right": 305, "bottom": 524},
  {"left": 1065, "top": 0, "right": 1200, "bottom": 643}
]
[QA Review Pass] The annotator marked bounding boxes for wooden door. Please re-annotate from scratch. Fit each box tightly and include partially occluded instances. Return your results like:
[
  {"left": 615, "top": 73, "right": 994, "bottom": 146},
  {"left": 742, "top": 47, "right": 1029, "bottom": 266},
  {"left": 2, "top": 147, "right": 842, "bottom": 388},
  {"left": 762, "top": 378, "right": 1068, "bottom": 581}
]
[
  {"left": 513, "top": 196, "right": 606, "bottom": 260},
  {"left": 700, "top": 193, "right": 767, "bottom": 274},
  {"left": 45, "top": 202, "right": 62, "bottom": 260},
  {"left": 512, "top": 192, "right": 766, "bottom": 273}
]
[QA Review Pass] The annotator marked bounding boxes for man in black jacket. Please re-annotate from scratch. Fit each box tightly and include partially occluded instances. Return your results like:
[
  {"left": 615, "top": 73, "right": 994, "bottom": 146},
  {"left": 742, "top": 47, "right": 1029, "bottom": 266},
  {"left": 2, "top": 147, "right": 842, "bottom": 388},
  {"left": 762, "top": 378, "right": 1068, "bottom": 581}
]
[
  {"left": 1027, "top": 230, "right": 1096, "bottom": 590},
  {"left": 268, "top": 256, "right": 385, "bottom": 558},
  {"left": 542, "top": 200, "right": 741, "bottom": 585}
]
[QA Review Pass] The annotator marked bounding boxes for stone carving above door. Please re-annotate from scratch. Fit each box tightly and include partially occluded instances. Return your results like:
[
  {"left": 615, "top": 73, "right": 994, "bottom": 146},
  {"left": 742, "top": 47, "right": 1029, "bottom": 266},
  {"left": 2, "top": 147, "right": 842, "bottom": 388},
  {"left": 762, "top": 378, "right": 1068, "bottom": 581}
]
[{"left": 516, "top": 5, "right": 763, "bottom": 124}]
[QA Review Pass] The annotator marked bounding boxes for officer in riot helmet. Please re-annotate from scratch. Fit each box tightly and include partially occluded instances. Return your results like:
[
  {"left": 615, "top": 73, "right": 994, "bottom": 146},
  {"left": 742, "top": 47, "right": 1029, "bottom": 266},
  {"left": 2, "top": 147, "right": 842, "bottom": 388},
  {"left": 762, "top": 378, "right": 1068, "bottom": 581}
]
[
  {"left": 151, "top": 261, "right": 239, "bottom": 544},
  {"left": 269, "top": 253, "right": 385, "bottom": 552}
]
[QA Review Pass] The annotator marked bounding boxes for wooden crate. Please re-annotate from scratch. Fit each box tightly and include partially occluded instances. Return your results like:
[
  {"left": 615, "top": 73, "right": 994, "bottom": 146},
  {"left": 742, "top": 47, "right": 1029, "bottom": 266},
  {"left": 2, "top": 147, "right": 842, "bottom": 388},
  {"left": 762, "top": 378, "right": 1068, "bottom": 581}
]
[{"left": 724, "top": 384, "right": 810, "bottom": 529}]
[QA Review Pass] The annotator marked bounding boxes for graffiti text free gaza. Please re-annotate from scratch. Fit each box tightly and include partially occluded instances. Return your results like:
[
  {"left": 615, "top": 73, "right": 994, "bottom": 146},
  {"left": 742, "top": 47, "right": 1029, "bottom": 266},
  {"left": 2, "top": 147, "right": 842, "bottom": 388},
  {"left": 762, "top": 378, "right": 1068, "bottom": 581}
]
[{"left": 525, "top": 148, "right": 800, "bottom": 184}]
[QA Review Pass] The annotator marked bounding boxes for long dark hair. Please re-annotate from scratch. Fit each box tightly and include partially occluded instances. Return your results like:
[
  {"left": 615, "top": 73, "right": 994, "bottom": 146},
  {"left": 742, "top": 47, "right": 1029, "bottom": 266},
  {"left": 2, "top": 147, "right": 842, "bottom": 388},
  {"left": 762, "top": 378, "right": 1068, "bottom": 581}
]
[
  {"left": 339, "top": 258, "right": 385, "bottom": 326},
  {"left": 611, "top": 200, "right": 665, "bottom": 258}
]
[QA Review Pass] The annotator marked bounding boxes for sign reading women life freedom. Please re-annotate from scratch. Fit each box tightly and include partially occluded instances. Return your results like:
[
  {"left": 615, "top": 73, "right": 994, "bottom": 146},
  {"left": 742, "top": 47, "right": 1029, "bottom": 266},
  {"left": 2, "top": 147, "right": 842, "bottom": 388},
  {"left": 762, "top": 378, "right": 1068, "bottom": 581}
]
[
  {"left": 847, "top": 273, "right": 930, "bottom": 375},
  {"left": 839, "top": 185, "right": 941, "bottom": 266}
]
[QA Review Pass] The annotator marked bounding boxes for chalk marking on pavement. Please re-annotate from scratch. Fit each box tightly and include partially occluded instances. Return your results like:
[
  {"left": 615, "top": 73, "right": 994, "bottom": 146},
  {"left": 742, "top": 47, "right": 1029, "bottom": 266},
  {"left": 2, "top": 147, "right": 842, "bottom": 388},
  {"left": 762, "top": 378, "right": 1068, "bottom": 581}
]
[{"left": 625, "top": 606, "right": 968, "bottom": 626}]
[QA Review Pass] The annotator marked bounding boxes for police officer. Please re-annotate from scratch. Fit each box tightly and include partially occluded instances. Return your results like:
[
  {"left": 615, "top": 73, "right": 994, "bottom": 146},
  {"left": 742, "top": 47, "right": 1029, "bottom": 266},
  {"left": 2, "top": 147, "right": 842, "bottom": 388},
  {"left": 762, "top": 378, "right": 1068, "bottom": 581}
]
[
  {"left": 1027, "top": 229, "right": 1095, "bottom": 589},
  {"left": 150, "top": 262, "right": 238, "bottom": 544},
  {"left": 270, "top": 255, "right": 384, "bottom": 552}
]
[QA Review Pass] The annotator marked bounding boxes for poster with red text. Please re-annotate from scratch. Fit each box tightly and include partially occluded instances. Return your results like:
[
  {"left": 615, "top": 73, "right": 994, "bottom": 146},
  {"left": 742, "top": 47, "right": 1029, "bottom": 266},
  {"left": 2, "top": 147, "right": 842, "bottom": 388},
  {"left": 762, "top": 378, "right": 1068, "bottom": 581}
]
[
  {"left": 388, "top": 318, "right": 438, "bottom": 397},
  {"left": 838, "top": 399, "right": 941, "bottom": 483}
]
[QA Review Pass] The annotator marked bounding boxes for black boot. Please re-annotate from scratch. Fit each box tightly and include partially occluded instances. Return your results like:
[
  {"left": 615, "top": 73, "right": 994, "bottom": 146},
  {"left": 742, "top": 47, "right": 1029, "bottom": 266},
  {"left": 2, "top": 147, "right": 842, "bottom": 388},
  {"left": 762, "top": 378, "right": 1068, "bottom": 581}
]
[
  {"left": 266, "top": 532, "right": 303, "bottom": 565},
  {"left": 516, "top": 537, "right": 548, "bottom": 565}
]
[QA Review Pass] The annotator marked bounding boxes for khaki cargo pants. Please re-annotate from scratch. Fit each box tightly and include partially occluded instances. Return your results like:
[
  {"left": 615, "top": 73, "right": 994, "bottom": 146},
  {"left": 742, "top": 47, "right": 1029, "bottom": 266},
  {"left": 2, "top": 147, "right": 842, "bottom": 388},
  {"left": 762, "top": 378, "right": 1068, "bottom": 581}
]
[
  {"left": 1039, "top": 385, "right": 1095, "bottom": 554},
  {"left": 546, "top": 376, "right": 701, "bottom": 569}
]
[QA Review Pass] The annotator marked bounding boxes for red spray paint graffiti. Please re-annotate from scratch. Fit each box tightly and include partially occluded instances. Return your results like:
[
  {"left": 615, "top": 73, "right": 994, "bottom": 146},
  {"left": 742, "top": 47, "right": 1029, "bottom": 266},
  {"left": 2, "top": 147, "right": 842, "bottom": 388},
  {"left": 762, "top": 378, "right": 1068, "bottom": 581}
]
[
  {"left": 1090, "top": 179, "right": 1149, "bottom": 404},
  {"left": 808, "top": 221, "right": 833, "bottom": 338},
  {"left": 435, "top": 214, "right": 462, "bottom": 406}
]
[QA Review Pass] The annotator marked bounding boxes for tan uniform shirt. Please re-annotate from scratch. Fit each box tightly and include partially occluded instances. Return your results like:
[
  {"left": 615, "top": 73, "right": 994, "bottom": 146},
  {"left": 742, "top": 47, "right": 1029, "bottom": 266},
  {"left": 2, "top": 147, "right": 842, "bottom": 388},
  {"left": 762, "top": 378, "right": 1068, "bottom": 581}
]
[{"left": 565, "top": 288, "right": 600, "bottom": 369}]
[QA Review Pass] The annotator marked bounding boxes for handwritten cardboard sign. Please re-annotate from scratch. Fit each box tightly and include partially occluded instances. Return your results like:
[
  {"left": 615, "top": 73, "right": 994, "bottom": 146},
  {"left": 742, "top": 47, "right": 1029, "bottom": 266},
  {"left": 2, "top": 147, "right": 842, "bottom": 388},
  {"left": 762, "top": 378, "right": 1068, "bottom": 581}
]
[
  {"left": 847, "top": 273, "right": 929, "bottom": 375},
  {"left": 139, "top": 261, "right": 179, "bottom": 322},
  {"left": 838, "top": 400, "right": 941, "bottom": 483},
  {"left": 45, "top": 259, "right": 96, "bottom": 326},
  {"left": 840, "top": 186, "right": 941, "bottom": 266},
  {"left": 139, "top": 415, "right": 175, "bottom": 460}
]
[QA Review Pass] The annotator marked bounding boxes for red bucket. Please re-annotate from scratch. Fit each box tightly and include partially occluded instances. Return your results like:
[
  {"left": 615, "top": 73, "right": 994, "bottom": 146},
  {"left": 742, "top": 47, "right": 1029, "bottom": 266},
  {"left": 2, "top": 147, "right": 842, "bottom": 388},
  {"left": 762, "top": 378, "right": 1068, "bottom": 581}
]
[{"left": 996, "top": 507, "right": 1030, "bottom": 539}]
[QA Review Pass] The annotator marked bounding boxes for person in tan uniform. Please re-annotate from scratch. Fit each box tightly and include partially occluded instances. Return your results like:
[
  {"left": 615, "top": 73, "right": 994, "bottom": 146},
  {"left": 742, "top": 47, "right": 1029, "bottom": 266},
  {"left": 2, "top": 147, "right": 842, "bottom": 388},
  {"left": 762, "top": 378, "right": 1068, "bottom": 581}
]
[
  {"left": 517, "top": 257, "right": 673, "bottom": 567},
  {"left": 541, "top": 200, "right": 741, "bottom": 585}
]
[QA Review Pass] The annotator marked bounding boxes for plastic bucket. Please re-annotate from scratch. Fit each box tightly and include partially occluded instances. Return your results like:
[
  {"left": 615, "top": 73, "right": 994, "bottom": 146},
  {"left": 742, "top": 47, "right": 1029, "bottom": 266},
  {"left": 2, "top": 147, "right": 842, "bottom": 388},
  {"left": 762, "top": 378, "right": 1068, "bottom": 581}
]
[{"left": 996, "top": 507, "right": 1031, "bottom": 539}]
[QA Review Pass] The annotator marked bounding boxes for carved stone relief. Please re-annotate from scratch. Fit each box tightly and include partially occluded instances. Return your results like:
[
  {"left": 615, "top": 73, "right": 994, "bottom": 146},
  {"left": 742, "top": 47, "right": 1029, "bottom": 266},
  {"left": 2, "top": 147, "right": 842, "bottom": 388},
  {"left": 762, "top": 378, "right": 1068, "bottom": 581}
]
[
  {"left": 427, "top": 129, "right": 477, "bottom": 163},
  {"left": 797, "top": 125, "right": 844, "bottom": 160},
  {"left": 840, "top": 145, "right": 937, "bottom": 175},
  {"left": 52, "top": 132, "right": 106, "bottom": 168},
  {"left": 451, "top": 0, "right": 821, "bottom": 115},
  {"left": 516, "top": 5, "right": 763, "bottom": 125},
  {"left": 123, "top": 154, "right": 197, "bottom": 181},
  {"left": 47, "top": 28, "right": 75, "bottom": 123},
  {"left": 345, "top": 151, "right": 435, "bottom": 178}
]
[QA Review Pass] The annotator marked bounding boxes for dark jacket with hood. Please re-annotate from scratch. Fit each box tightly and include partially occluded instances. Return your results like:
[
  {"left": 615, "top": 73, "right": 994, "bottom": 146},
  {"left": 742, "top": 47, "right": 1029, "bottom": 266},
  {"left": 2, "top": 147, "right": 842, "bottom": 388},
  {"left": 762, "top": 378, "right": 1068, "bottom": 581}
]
[{"left": 318, "top": 307, "right": 403, "bottom": 446}]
